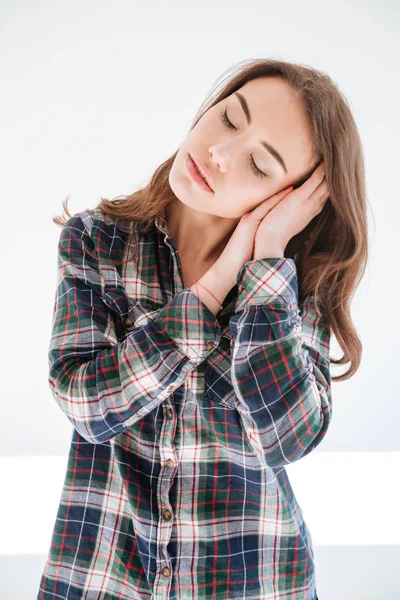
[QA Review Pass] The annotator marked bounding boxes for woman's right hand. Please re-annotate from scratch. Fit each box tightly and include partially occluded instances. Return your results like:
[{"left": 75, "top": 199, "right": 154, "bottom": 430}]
[{"left": 213, "top": 184, "right": 294, "bottom": 289}]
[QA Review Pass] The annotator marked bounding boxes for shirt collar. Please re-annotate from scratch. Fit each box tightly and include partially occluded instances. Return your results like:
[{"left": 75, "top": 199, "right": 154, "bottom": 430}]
[
  {"left": 154, "top": 209, "right": 169, "bottom": 236},
  {"left": 133, "top": 208, "right": 170, "bottom": 237}
]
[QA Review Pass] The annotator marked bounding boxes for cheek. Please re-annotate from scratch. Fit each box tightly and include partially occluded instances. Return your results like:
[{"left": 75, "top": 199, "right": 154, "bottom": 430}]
[
  {"left": 217, "top": 189, "right": 259, "bottom": 219},
  {"left": 192, "top": 114, "right": 215, "bottom": 138}
]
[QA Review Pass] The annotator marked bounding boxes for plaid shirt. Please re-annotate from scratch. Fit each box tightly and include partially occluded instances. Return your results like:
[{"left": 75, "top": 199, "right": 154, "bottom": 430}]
[{"left": 37, "top": 206, "right": 331, "bottom": 600}]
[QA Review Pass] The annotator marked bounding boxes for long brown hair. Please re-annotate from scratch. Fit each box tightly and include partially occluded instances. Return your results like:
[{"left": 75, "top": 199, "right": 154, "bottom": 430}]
[{"left": 53, "top": 58, "right": 371, "bottom": 382}]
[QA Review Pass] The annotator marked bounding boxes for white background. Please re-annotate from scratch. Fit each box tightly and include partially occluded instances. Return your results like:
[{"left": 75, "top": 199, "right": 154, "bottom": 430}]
[{"left": 1, "top": 1, "right": 399, "bottom": 598}]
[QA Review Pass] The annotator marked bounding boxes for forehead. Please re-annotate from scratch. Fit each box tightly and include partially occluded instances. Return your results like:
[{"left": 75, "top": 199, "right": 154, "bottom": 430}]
[{"left": 236, "top": 77, "right": 316, "bottom": 176}]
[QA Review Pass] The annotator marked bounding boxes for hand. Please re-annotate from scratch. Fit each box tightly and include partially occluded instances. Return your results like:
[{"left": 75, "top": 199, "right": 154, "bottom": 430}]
[
  {"left": 213, "top": 184, "right": 299, "bottom": 289},
  {"left": 253, "top": 161, "right": 329, "bottom": 259}
]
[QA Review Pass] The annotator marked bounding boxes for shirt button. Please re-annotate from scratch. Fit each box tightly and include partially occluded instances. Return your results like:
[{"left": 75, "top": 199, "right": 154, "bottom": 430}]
[
  {"left": 166, "top": 408, "right": 174, "bottom": 420},
  {"left": 167, "top": 385, "right": 175, "bottom": 393},
  {"left": 123, "top": 316, "right": 134, "bottom": 329},
  {"left": 165, "top": 459, "right": 174, "bottom": 468},
  {"left": 206, "top": 342, "right": 214, "bottom": 351},
  {"left": 163, "top": 509, "right": 172, "bottom": 521},
  {"left": 238, "top": 283, "right": 245, "bottom": 293},
  {"left": 161, "top": 567, "right": 171, "bottom": 577}
]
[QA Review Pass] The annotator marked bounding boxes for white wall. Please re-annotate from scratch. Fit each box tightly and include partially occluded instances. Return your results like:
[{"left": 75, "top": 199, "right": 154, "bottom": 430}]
[{"left": 1, "top": 1, "right": 399, "bottom": 598}]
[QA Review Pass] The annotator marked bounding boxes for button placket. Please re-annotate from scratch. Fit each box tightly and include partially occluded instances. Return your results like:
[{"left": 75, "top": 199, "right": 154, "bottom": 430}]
[
  {"left": 155, "top": 398, "right": 178, "bottom": 593},
  {"left": 123, "top": 315, "right": 134, "bottom": 330}
]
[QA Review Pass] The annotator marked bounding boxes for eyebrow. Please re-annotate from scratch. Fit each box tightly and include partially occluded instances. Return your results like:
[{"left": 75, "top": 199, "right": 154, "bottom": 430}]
[{"left": 234, "top": 91, "right": 288, "bottom": 174}]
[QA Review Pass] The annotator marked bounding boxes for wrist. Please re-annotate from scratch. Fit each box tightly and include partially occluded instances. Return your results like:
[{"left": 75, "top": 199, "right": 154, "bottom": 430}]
[
  {"left": 253, "top": 247, "right": 285, "bottom": 260},
  {"left": 189, "top": 265, "right": 232, "bottom": 317},
  {"left": 204, "top": 264, "right": 235, "bottom": 301},
  {"left": 253, "top": 253, "right": 284, "bottom": 260},
  {"left": 209, "top": 260, "right": 237, "bottom": 294}
]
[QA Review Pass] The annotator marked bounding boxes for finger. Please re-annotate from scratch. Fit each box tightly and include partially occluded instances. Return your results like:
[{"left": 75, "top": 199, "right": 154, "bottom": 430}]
[
  {"left": 309, "top": 178, "right": 328, "bottom": 206},
  {"left": 309, "top": 185, "right": 329, "bottom": 216},
  {"left": 268, "top": 185, "right": 294, "bottom": 205},
  {"left": 300, "top": 162, "right": 325, "bottom": 196},
  {"left": 250, "top": 187, "right": 292, "bottom": 218}
]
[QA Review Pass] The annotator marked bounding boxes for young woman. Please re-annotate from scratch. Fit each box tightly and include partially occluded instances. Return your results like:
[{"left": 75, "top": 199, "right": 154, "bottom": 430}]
[{"left": 37, "top": 58, "right": 368, "bottom": 600}]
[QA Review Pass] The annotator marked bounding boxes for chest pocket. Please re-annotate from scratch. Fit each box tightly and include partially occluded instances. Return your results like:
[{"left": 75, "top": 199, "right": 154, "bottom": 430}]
[
  {"left": 101, "top": 285, "right": 136, "bottom": 342},
  {"left": 101, "top": 282, "right": 162, "bottom": 344}
]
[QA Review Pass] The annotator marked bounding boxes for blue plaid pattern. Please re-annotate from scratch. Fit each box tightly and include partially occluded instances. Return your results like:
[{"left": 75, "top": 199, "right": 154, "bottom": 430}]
[{"left": 36, "top": 206, "right": 331, "bottom": 599}]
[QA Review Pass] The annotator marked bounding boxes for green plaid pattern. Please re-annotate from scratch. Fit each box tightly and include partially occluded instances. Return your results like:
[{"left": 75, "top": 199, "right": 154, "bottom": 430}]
[{"left": 37, "top": 206, "right": 331, "bottom": 599}]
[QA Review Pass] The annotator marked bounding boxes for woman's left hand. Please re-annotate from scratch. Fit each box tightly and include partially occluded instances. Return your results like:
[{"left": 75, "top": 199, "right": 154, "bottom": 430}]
[{"left": 253, "top": 161, "right": 330, "bottom": 259}]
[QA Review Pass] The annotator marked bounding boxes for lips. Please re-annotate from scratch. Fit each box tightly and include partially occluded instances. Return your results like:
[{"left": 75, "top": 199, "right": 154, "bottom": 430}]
[{"left": 189, "top": 154, "right": 214, "bottom": 192}]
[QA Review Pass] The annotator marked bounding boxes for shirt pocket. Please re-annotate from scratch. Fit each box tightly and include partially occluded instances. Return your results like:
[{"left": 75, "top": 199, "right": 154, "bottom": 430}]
[
  {"left": 101, "top": 283, "right": 163, "bottom": 342},
  {"left": 101, "top": 285, "right": 138, "bottom": 342}
]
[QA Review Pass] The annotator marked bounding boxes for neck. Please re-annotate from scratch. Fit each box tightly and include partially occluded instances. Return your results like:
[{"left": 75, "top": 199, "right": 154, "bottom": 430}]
[{"left": 164, "top": 198, "right": 237, "bottom": 266}]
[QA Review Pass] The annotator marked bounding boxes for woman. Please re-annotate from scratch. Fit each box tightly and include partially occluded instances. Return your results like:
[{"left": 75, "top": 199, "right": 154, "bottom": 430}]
[{"left": 37, "top": 58, "right": 368, "bottom": 599}]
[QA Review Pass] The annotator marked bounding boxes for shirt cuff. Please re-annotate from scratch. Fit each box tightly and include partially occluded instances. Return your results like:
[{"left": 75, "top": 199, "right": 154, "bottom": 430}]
[
  {"left": 235, "top": 258, "right": 298, "bottom": 309},
  {"left": 153, "top": 288, "right": 222, "bottom": 364}
]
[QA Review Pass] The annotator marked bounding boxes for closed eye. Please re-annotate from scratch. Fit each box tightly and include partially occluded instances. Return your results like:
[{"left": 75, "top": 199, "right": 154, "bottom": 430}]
[{"left": 218, "top": 108, "right": 267, "bottom": 179}]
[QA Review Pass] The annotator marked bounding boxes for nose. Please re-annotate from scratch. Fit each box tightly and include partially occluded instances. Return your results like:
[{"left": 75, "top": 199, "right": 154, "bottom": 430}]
[{"left": 209, "top": 143, "right": 233, "bottom": 173}]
